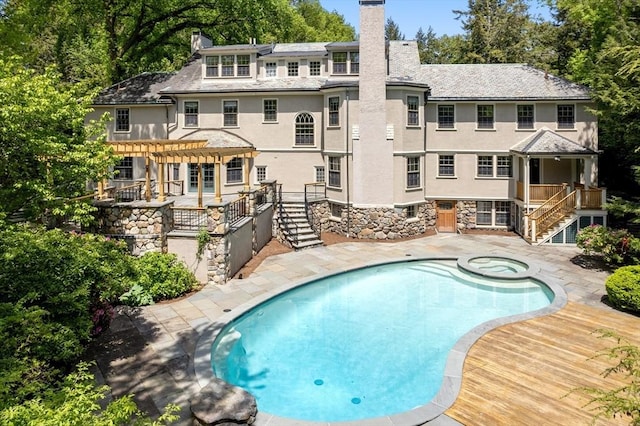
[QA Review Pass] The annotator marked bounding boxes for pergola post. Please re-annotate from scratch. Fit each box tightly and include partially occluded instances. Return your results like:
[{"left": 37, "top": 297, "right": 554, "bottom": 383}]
[
  {"left": 243, "top": 155, "right": 251, "bottom": 191},
  {"left": 158, "top": 162, "right": 166, "bottom": 202},
  {"left": 215, "top": 157, "right": 223, "bottom": 203},
  {"left": 197, "top": 163, "right": 203, "bottom": 208},
  {"left": 145, "top": 156, "right": 152, "bottom": 202}
]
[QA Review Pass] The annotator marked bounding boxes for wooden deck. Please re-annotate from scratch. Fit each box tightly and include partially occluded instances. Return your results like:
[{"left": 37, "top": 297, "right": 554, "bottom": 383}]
[{"left": 446, "top": 302, "right": 640, "bottom": 425}]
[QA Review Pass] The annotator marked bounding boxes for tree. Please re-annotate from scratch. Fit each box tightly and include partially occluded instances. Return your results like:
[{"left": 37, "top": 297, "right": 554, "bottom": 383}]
[
  {"left": 385, "top": 17, "right": 405, "bottom": 40},
  {"left": 415, "top": 26, "right": 437, "bottom": 64},
  {"left": 290, "top": 0, "right": 356, "bottom": 41},
  {"left": 0, "top": 56, "right": 115, "bottom": 224}
]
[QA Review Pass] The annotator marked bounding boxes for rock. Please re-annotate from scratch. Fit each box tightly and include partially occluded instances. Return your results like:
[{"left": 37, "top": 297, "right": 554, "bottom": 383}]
[{"left": 190, "top": 379, "right": 257, "bottom": 425}]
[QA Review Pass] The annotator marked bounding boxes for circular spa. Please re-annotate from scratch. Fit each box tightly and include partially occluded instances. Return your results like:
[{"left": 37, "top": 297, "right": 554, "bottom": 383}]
[{"left": 207, "top": 257, "right": 564, "bottom": 424}]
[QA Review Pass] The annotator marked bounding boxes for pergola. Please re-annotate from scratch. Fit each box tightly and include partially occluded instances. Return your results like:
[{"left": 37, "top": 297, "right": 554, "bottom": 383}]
[{"left": 101, "top": 131, "right": 259, "bottom": 207}]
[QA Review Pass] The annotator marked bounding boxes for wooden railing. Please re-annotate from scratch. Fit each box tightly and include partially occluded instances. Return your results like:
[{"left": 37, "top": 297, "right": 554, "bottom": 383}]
[
  {"left": 528, "top": 187, "right": 568, "bottom": 222},
  {"left": 517, "top": 183, "right": 567, "bottom": 203}
]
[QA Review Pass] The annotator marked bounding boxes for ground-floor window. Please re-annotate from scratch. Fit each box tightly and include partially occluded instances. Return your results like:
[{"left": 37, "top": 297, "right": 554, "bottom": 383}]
[
  {"left": 328, "top": 157, "right": 340, "bottom": 187},
  {"left": 476, "top": 200, "right": 511, "bottom": 227},
  {"left": 114, "top": 157, "right": 133, "bottom": 180},
  {"left": 406, "top": 205, "right": 417, "bottom": 218},
  {"left": 330, "top": 202, "right": 342, "bottom": 218},
  {"left": 189, "top": 163, "right": 214, "bottom": 193}
]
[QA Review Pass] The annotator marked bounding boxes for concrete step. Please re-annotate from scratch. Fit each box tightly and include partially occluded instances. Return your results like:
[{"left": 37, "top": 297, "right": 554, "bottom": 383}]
[{"left": 292, "top": 239, "right": 324, "bottom": 250}]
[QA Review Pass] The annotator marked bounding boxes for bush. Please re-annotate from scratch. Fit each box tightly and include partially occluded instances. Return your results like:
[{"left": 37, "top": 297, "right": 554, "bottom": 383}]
[
  {"left": 576, "top": 224, "right": 640, "bottom": 266},
  {"left": 120, "top": 252, "right": 198, "bottom": 306},
  {"left": 605, "top": 265, "right": 640, "bottom": 312}
]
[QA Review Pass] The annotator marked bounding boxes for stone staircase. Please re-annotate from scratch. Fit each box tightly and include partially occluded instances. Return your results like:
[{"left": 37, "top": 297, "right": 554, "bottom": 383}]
[{"left": 277, "top": 200, "right": 323, "bottom": 250}]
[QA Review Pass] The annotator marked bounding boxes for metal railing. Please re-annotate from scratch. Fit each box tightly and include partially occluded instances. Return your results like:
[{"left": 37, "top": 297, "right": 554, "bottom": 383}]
[
  {"left": 114, "top": 182, "right": 144, "bottom": 202},
  {"left": 304, "top": 182, "right": 326, "bottom": 237},
  {"left": 172, "top": 207, "right": 207, "bottom": 231},
  {"left": 228, "top": 195, "right": 249, "bottom": 225},
  {"left": 277, "top": 184, "right": 299, "bottom": 245}
]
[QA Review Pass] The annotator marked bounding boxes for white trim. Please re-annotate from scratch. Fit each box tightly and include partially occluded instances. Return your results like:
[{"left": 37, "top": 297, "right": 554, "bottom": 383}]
[
  {"left": 114, "top": 107, "right": 131, "bottom": 133},
  {"left": 515, "top": 103, "right": 536, "bottom": 130},
  {"left": 406, "top": 94, "right": 421, "bottom": 127},
  {"left": 262, "top": 98, "right": 278, "bottom": 123},
  {"left": 436, "top": 103, "right": 456, "bottom": 130},
  {"left": 222, "top": 99, "right": 239, "bottom": 128},
  {"left": 183, "top": 100, "right": 199, "bottom": 128},
  {"left": 475, "top": 103, "right": 495, "bottom": 130}
]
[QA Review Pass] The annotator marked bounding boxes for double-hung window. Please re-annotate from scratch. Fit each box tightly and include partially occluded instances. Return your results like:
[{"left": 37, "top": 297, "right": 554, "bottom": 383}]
[
  {"left": 517, "top": 104, "right": 534, "bottom": 129},
  {"left": 476, "top": 201, "right": 511, "bottom": 226},
  {"left": 328, "top": 157, "right": 341, "bottom": 187},
  {"left": 477, "top": 156, "right": 493, "bottom": 177},
  {"left": 438, "top": 154, "right": 454, "bottom": 177},
  {"left": 496, "top": 201, "right": 510, "bottom": 225},
  {"left": 205, "top": 56, "right": 219, "bottom": 77},
  {"left": 332, "top": 52, "right": 347, "bottom": 74},
  {"left": 557, "top": 104, "right": 575, "bottom": 129},
  {"left": 263, "top": 99, "right": 277, "bottom": 122},
  {"left": 221, "top": 55, "right": 235, "bottom": 76},
  {"left": 236, "top": 55, "right": 250, "bottom": 76},
  {"left": 477, "top": 105, "right": 494, "bottom": 129},
  {"left": 295, "top": 113, "right": 314, "bottom": 145},
  {"left": 114, "top": 157, "right": 133, "bottom": 180},
  {"left": 328, "top": 97, "right": 340, "bottom": 127},
  {"left": 407, "top": 95, "right": 420, "bottom": 126},
  {"left": 223, "top": 100, "right": 238, "bottom": 127},
  {"left": 184, "top": 101, "right": 199, "bottom": 127},
  {"left": 497, "top": 156, "right": 512, "bottom": 177},
  {"left": 349, "top": 52, "right": 360, "bottom": 73},
  {"left": 115, "top": 108, "right": 130, "bottom": 132},
  {"left": 207, "top": 54, "right": 251, "bottom": 77},
  {"left": 407, "top": 157, "right": 420, "bottom": 188},
  {"left": 226, "top": 158, "right": 243, "bottom": 183},
  {"left": 437, "top": 105, "right": 455, "bottom": 129}
]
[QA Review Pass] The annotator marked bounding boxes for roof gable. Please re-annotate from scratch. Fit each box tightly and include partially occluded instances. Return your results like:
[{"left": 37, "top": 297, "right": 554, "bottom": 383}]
[{"left": 510, "top": 127, "right": 597, "bottom": 155}]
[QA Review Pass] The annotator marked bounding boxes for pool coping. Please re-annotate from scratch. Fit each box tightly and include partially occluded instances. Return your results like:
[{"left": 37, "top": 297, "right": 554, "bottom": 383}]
[{"left": 192, "top": 254, "right": 568, "bottom": 426}]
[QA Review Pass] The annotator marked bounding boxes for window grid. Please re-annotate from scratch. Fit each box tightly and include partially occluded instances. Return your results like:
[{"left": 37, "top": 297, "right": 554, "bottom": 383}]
[
  {"left": 497, "top": 156, "right": 512, "bottom": 177},
  {"left": 349, "top": 52, "right": 359, "bottom": 73},
  {"left": 496, "top": 201, "right": 510, "bottom": 226},
  {"left": 328, "top": 157, "right": 340, "bottom": 187},
  {"left": 295, "top": 113, "right": 314, "bottom": 145},
  {"left": 256, "top": 166, "right": 266, "bottom": 183},
  {"left": 332, "top": 52, "right": 347, "bottom": 74},
  {"left": 184, "top": 101, "right": 198, "bottom": 127},
  {"left": 437, "top": 105, "right": 455, "bottom": 129},
  {"left": 407, "top": 157, "right": 420, "bottom": 188},
  {"left": 115, "top": 108, "right": 130, "bottom": 132},
  {"left": 557, "top": 104, "right": 575, "bottom": 129},
  {"left": 265, "top": 62, "right": 277, "bottom": 77},
  {"left": 226, "top": 158, "right": 243, "bottom": 183},
  {"left": 236, "top": 55, "right": 250, "bottom": 76},
  {"left": 189, "top": 164, "right": 215, "bottom": 193},
  {"left": 309, "top": 61, "right": 321, "bottom": 76},
  {"left": 438, "top": 155, "right": 454, "bottom": 176},
  {"left": 114, "top": 157, "right": 133, "bottom": 180},
  {"left": 223, "top": 100, "right": 238, "bottom": 127},
  {"left": 328, "top": 97, "right": 340, "bottom": 127},
  {"left": 477, "top": 156, "right": 493, "bottom": 177},
  {"left": 517, "top": 105, "right": 534, "bottom": 129},
  {"left": 263, "top": 99, "right": 277, "bottom": 122},
  {"left": 315, "top": 166, "right": 325, "bottom": 183},
  {"left": 205, "top": 56, "right": 219, "bottom": 77},
  {"left": 477, "top": 105, "right": 494, "bottom": 129},
  {"left": 288, "top": 62, "right": 299, "bottom": 77},
  {"left": 407, "top": 95, "right": 420, "bottom": 126},
  {"left": 476, "top": 201, "right": 492, "bottom": 225}
]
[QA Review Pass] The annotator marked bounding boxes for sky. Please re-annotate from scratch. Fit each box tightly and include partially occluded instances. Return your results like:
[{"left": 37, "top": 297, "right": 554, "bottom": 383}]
[{"left": 318, "top": 0, "right": 552, "bottom": 38}]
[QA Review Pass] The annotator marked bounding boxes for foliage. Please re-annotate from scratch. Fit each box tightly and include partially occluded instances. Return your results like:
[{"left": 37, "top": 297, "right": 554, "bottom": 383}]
[
  {"left": 121, "top": 252, "right": 199, "bottom": 306},
  {"left": 385, "top": 17, "right": 405, "bottom": 41},
  {"left": 605, "top": 266, "right": 640, "bottom": 313},
  {"left": 572, "top": 330, "right": 640, "bottom": 424},
  {"left": 289, "top": 0, "right": 356, "bottom": 42},
  {"left": 576, "top": 225, "right": 640, "bottom": 266},
  {"left": 607, "top": 195, "right": 640, "bottom": 225},
  {"left": 196, "top": 228, "right": 210, "bottom": 262},
  {"left": 0, "top": 362, "right": 180, "bottom": 425},
  {"left": 0, "top": 56, "right": 115, "bottom": 225}
]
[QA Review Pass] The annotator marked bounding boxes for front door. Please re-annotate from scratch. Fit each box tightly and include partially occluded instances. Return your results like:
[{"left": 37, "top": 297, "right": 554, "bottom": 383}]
[
  {"left": 436, "top": 201, "right": 456, "bottom": 233},
  {"left": 188, "top": 163, "right": 215, "bottom": 193}
]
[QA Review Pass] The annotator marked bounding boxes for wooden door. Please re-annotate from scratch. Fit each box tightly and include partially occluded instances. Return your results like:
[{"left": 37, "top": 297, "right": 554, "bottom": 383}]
[{"left": 437, "top": 201, "right": 456, "bottom": 233}]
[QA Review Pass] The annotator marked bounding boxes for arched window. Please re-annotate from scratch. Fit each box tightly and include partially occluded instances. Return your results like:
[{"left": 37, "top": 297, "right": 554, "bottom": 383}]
[{"left": 295, "top": 113, "right": 314, "bottom": 146}]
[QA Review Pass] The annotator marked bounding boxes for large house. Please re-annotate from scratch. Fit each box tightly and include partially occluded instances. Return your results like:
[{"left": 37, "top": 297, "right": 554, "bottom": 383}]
[{"left": 89, "top": 0, "right": 606, "bottom": 248}]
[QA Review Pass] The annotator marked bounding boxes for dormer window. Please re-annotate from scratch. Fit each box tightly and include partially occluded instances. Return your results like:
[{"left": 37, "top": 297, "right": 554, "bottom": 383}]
[
  {"left": 265, "top": 62, "right": 277, "bottom": 77},
  {"left": 205, "top": 54, "right": 252, "bottom": 78},
  {"left": 349, "top": 52, "right": 359, "bottom": 74},
  {"left": 332, "top": 51, "right": 359, "bottom": 75}
]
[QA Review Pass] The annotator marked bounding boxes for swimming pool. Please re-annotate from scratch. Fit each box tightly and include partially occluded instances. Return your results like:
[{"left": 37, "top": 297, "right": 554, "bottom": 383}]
[{"left": 203, "top": 257, "right": 565, "bottom": 424}]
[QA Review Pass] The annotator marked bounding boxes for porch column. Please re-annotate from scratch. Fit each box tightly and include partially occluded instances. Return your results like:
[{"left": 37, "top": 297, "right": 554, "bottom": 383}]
[
  {"left": 158, "top": 162, "right": 166, "bottom": 202},
  {"left": 145, "top": 156, "right": 152, "bottom": 202},
  {"left": 97, "top": 179, "right": 106, "bottom": 199},
  {"left": 197, "top": 163, "right": 203, "bottom": 208},
  {"left": 243, "top": 155, "right": 251, "bottom": 191},
  {"left": 214, "top": 157, "right": 222, "bottom": 204},
  {"left": 584, "top": 156, "right": 594, "bottom": 188},
  {"left": 524, "top": 156, "right": 530, "bottom": 210}
]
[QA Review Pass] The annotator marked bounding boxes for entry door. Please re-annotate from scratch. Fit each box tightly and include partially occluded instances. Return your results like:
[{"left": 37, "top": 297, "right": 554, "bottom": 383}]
[
  {"left": 188, "top": 163, "right": 215, "bottom": 193},
  {"left": 436, "top": 201, "right": 456, "bottom": 233},
  {"left": 529, "top": 158, "right": 541, "bottom": 184}
]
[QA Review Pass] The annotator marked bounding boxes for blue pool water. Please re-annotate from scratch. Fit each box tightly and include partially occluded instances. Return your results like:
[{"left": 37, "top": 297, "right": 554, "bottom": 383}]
[{"left": 210, "top": 259, "right": 553, "bottom": 422}]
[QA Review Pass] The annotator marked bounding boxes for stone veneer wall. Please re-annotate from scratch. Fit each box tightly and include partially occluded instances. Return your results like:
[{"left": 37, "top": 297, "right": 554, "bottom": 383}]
[
  {"left": 457, "top": 200, "right": 477, "bottom": 231},
  {"left": 205, "top": 204, "right": 230, "bottom": 284},
  {"left": 310, "top": 201, "right": 434, "bottom": 239},
  {"left": 94, "top": 200, "right": 173, "bottom": 255}
]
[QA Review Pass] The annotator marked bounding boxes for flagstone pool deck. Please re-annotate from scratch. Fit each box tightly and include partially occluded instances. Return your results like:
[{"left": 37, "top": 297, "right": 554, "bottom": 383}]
[{"left": 87, "top": 233, "right": 639, "bottom": 425}]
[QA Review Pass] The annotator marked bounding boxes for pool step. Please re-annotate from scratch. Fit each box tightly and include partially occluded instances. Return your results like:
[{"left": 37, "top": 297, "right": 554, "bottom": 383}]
[{"left": 277, "top": 201, "right": 323, "bottom": 250}]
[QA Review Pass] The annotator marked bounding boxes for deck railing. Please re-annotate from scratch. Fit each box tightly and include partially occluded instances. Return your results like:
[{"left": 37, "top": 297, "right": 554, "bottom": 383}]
[
  {"left": 114, "top": 182, "right": 144, "bottom": 202},
  {"left": 172, "top": 207, "right": 207, "bottom": 231},
  {"left": 517, "top": 182, "right": 567, "bottom": 203},
  {"left": 304, "top": 182, "right": 326, "bottom": 237},
  {"left": 227, "top": 195, "right": 249, "bottom": 225}
]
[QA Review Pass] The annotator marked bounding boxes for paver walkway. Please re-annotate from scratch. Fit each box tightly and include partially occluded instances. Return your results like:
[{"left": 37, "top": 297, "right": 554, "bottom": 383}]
[{"left": 87, "top": 233, "right": 634, "bottom": 425}]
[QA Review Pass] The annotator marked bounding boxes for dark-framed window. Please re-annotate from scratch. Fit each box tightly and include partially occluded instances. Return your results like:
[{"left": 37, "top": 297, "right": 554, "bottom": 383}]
[
  {"left": 115, "top": 108, "right": 130, "bottom": 132},
  {"left": 406, "top": 205, "right": 417, "bottom": 218},
  {"left": 263, "top": 99, "right": 277, "bottom": 122},
  {"left": 328, "top": 96, "right": 340, "bottom": 127},
  {"left": 517, "top": 104, "right": 534, "bottom": 129},
  {"left": 477, "top": 105, "right": 494, "bottom": 129},
  {"left": 349, "top": 52, "right": 360, "bottom": 74},
  {"left": 295, "top": 113, "right": 314, "bottom": 145},
  {"left": 497, "top": 155, "right": 512, "bottom": 177},
  {"left": 332, "top": 52, "right": 347, "bottom": 74},
  {"left": 438, "top": 154, "right": 454, "bottom": 176},
  {"left": 477, "top": 155, "right": 493, "bottom": 177},
  {"left": 184, "top": 101, "right": 199, "bottom": 127},
  {"left": 407, "top": 95, "right": 420, "bottom": 126},
  {"left": 557, "top": 104, "right": 575, "bottom": 129},
  {"left": 223, "top": 100, "right": 238, "bottom": 127},
  {"left": 407, "top": 157, "right": 420, "bottom": 188},
  {"left": 437, "top": 105, "right": 455, "bottom": 129},
  {"left": 265, "top": 62, "right": 277, "bottom": 77},
  {"left": 328, "top": 156, "right": 341, "bottom": 187},
  {"left": 226, "top": 158, "right": 243, "bottom": 183},
  {"left": 309, "top": 61, "right": 321, "bottom": 76},
  {"left": 288, "top": 61, "right": 299, "bottom": 77},
  {"left": 114, "top": 157, "right": 133, "bottom": 180}
]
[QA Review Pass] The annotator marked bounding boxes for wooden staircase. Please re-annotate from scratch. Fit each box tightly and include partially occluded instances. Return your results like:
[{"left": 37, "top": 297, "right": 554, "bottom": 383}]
[{"left": 277, "top": 200, "right": 323, "bottom": 250}]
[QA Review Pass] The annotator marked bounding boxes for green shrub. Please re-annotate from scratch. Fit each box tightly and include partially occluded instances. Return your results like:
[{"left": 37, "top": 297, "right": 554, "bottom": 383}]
[
  {"left": 606, "top": 265, "right": 640, "bottom": 312},
  {"left": 122, "top": 252, "right": 198, "bottom": 305},
  {"left": 576, "top": 224, "right": 640, "bottom": 266}
]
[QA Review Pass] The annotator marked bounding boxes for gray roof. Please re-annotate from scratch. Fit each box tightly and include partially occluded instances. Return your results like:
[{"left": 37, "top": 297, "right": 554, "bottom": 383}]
[
  {"left": 420, "top": 64, "right": 591, "bottom": 101},
  {"left": 179, "top": 129, "right": 255, "bottom": 149},
  {"left": 93, "top": 72, "right": 176, "bottom": 105},
  {"left": 388, "top": 40, "right": 423, "bottom": 84},
  {"left": 510, "top": 127, "right": 597, "bottom": 155}
]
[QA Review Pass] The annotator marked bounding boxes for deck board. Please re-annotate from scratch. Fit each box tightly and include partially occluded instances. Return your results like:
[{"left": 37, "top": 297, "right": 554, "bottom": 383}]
[{"left": 446, "top": 302, "right": 640, "bottom": 425}]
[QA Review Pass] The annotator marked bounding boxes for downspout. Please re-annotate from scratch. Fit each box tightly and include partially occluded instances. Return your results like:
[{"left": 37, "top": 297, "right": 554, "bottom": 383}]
[
  {"left": 345, "top": 88, "right": 351, "bottom": 238},
  {"left": 423, "top": 89, "right": 430, "bottom": 192}
]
